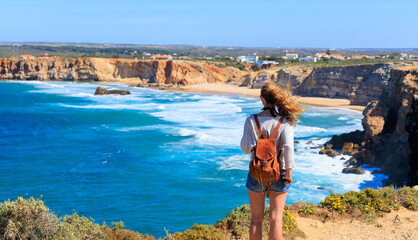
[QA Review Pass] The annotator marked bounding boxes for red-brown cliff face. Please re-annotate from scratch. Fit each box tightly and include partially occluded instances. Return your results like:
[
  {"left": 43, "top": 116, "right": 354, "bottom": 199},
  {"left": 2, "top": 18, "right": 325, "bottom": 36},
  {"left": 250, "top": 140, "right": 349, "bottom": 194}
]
[{"left": 0, "top": 58, "right": 247, "bottom": 85}]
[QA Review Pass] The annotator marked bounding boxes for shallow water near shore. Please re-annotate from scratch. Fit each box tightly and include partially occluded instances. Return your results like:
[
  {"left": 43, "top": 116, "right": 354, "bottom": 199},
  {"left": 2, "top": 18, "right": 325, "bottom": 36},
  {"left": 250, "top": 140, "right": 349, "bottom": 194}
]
[{"left": 0, "top": 81, "right": 388, "bottom": 237}]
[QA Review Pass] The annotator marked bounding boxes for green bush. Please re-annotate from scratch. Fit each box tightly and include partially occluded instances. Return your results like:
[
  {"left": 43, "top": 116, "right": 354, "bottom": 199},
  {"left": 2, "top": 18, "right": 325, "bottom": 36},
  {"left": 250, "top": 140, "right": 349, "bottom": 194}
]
[
  {"left": 54, "top": 212, "right": 105, "bottom": 240},
  {"left": 0, "top": 196, "right": 58, "bottom": 240},
  {"left": 250, "top": 63, "right": 261, "bottom": 71},
  {"left": 103, "top": 221, "right": 154, "bottom": 240},
  {"left": 234, "top": 63, "right": 246, "bottom": 71},
  {"left": 0, "top": 197, "right": 153, "bottom": 240},
  {"left": 298, "top": 205, "right": 316, "bottom": 215},
  {"left": 319, "top": 187, "right": 417, "bottom": 215},
  {"left": 168, "top": 224, "right": 225, "bottom": 240}
]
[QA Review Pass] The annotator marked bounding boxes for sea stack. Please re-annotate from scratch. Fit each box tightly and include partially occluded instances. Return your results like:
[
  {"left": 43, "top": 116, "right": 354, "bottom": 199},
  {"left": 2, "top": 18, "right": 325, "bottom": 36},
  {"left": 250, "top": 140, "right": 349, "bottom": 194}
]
[{"left": 94, "top": 86, "right": 131, "bottom": 95}]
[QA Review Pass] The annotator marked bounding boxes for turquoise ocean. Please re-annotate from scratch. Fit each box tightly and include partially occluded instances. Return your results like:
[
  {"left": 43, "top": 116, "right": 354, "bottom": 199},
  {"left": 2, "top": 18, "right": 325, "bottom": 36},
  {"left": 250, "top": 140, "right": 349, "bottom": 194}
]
[{"left": 0, "top": 81, "right": 388, "bottom": 237}]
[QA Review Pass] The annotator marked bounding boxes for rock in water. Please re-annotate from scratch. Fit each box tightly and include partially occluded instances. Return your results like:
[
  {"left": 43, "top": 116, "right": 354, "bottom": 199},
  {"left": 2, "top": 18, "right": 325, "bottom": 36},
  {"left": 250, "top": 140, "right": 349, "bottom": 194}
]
[
  {"left": 94, "top": 86, "right": 130, "bottom": 95},
  {"left": 94, "top": 86, "right": 107, "bottom": 95},
  {"left": 342, "top": 167, "right": 365, "bottom": 174},
  {"left": 107, "top": 89, "right": 131, "bottom": 95}
]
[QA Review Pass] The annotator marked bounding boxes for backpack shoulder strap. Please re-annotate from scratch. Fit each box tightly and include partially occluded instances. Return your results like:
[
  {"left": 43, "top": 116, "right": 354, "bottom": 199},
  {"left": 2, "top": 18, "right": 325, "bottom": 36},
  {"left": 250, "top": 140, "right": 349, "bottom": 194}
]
[
  {"left": 270, "top": 116, "right": 285, "bottom": 139},
  {"left": 253, "top": 114, "right": 264, "bottom": 139}
]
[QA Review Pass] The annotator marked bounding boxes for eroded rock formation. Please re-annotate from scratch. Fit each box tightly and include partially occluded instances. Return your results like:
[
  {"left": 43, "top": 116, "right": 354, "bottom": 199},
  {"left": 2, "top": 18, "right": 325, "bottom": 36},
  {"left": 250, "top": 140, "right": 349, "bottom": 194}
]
[
  {"left": 94, "top": 86, "right": 130, "bottom": 95},
  {"left": 326, "top": 67, "right": 418, "bottom": 186},
  {"left": 295, "top": 62, "right": 418, "bottom": 105},
  {"left": 0, "top": 58, "right": 246, "bottom": 85}
]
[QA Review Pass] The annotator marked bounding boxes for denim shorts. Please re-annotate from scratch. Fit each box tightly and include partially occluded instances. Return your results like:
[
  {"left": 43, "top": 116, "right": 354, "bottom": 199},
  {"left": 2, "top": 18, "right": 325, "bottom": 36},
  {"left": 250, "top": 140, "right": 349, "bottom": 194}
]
[{"left": 246, "top": 172, "right": 292, "bottom": 193}]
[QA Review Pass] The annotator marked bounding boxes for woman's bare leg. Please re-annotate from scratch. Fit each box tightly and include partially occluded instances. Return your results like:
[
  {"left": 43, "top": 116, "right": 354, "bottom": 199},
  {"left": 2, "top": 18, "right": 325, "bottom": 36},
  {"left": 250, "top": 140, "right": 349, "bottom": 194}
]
[
  {"left": 248, "top": 189, "right": 265, "bottom": 240},
  {"left": 268, "top": 191, "right": 288, "bottom": 240}
]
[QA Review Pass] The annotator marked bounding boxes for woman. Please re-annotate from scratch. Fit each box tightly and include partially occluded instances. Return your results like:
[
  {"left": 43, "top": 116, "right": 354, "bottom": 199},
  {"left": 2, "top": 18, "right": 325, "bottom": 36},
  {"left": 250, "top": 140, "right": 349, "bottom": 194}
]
[{"left": 240, "top": 83, "right": 304, "bottom": 240}]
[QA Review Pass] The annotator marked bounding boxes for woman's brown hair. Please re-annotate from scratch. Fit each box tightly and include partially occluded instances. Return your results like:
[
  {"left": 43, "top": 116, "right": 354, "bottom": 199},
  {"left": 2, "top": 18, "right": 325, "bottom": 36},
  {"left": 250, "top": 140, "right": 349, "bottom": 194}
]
[{"left": 261, "top": 83, "right": 305, "bottom": 126}]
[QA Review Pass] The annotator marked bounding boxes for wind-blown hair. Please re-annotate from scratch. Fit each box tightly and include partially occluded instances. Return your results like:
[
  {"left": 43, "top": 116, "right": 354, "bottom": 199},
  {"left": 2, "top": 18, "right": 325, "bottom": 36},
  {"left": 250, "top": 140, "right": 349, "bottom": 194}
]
[{"left": 261, "top": 83, "right": 305, "bottom": 126}]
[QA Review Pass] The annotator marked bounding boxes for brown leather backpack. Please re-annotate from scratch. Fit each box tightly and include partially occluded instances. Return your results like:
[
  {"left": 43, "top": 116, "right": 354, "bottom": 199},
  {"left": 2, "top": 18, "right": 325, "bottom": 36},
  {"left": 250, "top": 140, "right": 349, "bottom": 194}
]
[{"left": 249, "top": 114, "right": 285, "bottom": 198}]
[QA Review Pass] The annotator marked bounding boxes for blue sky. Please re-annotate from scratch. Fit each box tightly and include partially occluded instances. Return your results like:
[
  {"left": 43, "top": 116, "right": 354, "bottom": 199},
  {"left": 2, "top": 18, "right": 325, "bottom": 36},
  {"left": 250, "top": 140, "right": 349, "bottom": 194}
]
[{"left": 0, "top": 0, "right": 417, "bottom": 48}]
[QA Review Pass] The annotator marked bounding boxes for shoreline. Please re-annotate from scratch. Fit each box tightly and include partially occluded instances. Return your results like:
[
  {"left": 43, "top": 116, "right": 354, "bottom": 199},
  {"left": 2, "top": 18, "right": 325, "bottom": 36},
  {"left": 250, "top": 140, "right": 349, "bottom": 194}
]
[
  {"left": 1, "top": 79, "right": 366, "bottom": 112},
  {"left": 177, "top": 83, "right": 366, "bottom": 112}
]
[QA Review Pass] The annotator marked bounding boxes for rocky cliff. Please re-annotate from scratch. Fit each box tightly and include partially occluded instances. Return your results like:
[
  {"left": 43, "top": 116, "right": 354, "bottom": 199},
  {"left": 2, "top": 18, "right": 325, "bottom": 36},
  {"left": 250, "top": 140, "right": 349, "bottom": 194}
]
[
  {"left": 294, "top": 62, "right": 418, "bottom": 105},
  {"left": 242, "top": 62, "right": 417, "bottom": 106},
  {"left": 328, "top": 66, "right": 418, "bottom": 186},
  {"left": 242, "top": 66, "right": 313, "bottom": 89},
  {"left": 0, "top": 58, "right": 247, "bottom": 85},
  {"left": 2, "top": 58, "right": 417, "bottom": 107}
]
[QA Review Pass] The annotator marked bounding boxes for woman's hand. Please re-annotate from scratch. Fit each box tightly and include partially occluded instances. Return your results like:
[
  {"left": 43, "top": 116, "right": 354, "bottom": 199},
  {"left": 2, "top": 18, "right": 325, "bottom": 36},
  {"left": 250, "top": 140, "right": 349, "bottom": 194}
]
[{"left": 283, "top": 169, "right": 293, "bottom": 185}]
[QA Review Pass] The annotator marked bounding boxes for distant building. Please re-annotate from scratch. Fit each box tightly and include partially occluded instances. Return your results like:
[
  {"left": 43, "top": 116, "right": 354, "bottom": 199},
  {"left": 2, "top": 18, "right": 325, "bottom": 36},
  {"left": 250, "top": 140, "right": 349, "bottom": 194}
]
[
  {"left": 331, "top": 54, "right": 344, "bottom": 60},
  {"left": 285, "top": 53, "right": 298, "bottom": 59},
  {"left": 256, "top": 60, "right": 276, "bottom": 67},
  {"left": 400, "top": 53, "right": 408, "bottom": 60},
  {"left": 351, "top": 55, "right": 369, "bottom": 59},
  {"left": 236, "top": 56, "right": 259, "bottom": 63},
  {"left": 150, "top": 55, "right": 173, "bottom": 60},
  {"left": 315, "top": 53, "right": 330, "bottom": 59},
  {"left": 19, "top": 55, "right": 35, "bottom": 59},
  {"left": 299, "top": 56, "right": 317, "bottom": 62}
]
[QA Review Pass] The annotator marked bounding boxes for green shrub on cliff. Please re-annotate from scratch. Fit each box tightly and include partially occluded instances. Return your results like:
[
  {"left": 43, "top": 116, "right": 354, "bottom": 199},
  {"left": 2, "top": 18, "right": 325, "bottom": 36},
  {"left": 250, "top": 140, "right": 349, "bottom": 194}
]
[
  {"left": 250, "top": 63, "right": 261, "bottom": 72},
  {"left": 167, "top": 224, "right": 226, "bottom": 240},
  {"left": 0, "top": 197, "right": 152, "bottom": 240},
  {"left": 234, "top": 63, "right": 246, "bottom": 71},
  {"left": 319, "top": 187, "right": 417, "bottom": 216},
  {"left": 298, "top": 205, "right": 316, "bottom": 215},
  {"left": 0, "top": 196, "right": 58, "bottom": 240},
  {"left": 103, "top": 221, "right": 155, "bottom": 240}
]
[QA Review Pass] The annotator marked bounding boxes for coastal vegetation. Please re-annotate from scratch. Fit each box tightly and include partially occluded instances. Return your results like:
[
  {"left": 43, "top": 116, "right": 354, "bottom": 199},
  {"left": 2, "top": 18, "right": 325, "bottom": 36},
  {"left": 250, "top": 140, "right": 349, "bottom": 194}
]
[
  {"left": 1, "top": 43, "right": 417, "bottom": 63},
  {"left": 1, "top": 187, "right": 416, "bottom": 239}
]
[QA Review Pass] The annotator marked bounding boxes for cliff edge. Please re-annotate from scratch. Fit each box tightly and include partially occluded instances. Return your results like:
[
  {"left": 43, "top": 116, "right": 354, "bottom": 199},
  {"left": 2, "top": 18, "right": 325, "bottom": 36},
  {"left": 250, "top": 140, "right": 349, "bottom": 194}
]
[
  {"left": 0, "top": 58, "right": 247, "bottom": 85},
  {"left": 328, "top": 66, "right": 418, "bottom": 186}
]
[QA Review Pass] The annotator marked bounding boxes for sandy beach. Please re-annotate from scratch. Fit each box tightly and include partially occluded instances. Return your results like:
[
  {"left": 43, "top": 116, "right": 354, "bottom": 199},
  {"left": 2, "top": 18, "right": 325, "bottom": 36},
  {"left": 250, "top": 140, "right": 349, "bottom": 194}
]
[{"left": 180, "top": 83, "right": 366, "bottom": 112}]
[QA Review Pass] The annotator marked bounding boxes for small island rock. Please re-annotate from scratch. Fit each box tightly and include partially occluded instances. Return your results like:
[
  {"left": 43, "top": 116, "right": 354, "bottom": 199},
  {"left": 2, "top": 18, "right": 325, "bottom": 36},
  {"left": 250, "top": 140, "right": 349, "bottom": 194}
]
[
  {"left": 342, "top": 167, "right": 365, "bottom": 174},
  {"left": 94, "top": 86, "right": 131, "bottom": 95}
]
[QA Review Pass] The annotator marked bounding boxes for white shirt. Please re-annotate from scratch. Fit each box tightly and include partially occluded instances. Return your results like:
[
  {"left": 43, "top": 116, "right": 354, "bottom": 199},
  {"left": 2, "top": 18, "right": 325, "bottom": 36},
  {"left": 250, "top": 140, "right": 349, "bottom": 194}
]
[{"left": 240, "top": 114, "right": 296, "bottom": 169}]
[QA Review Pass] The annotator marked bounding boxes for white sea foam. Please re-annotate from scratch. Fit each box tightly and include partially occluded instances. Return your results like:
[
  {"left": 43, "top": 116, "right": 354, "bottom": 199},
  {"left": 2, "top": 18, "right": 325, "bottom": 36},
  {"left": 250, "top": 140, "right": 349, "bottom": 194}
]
[
  {"left": 216, "top": 155, "right": 249, "bottom": 171},
  {"left": 338, "top": 117, "right": 349, "bottom": 120},
  {"left": 294, "top": 126, "right": 328, "bottom": 138},
  {"left": 58, "top": 103, "right": 160, "bottom": 111},
  {"left": 115, "top": 124, "right": 169, "bottom": 132}
]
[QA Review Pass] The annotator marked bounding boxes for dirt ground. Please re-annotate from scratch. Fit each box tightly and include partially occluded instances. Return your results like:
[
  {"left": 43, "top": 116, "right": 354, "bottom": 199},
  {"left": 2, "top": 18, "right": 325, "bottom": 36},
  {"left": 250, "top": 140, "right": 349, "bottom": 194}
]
[{"left": 293, "top": 207, "right": 418, "bottom": 240}]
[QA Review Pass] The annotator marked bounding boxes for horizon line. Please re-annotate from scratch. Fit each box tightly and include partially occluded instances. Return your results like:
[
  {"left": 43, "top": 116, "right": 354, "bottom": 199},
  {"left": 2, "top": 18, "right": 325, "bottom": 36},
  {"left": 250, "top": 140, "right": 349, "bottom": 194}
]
[{"left": 1, "top": 41, "right": 417, "bottom": 50}]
